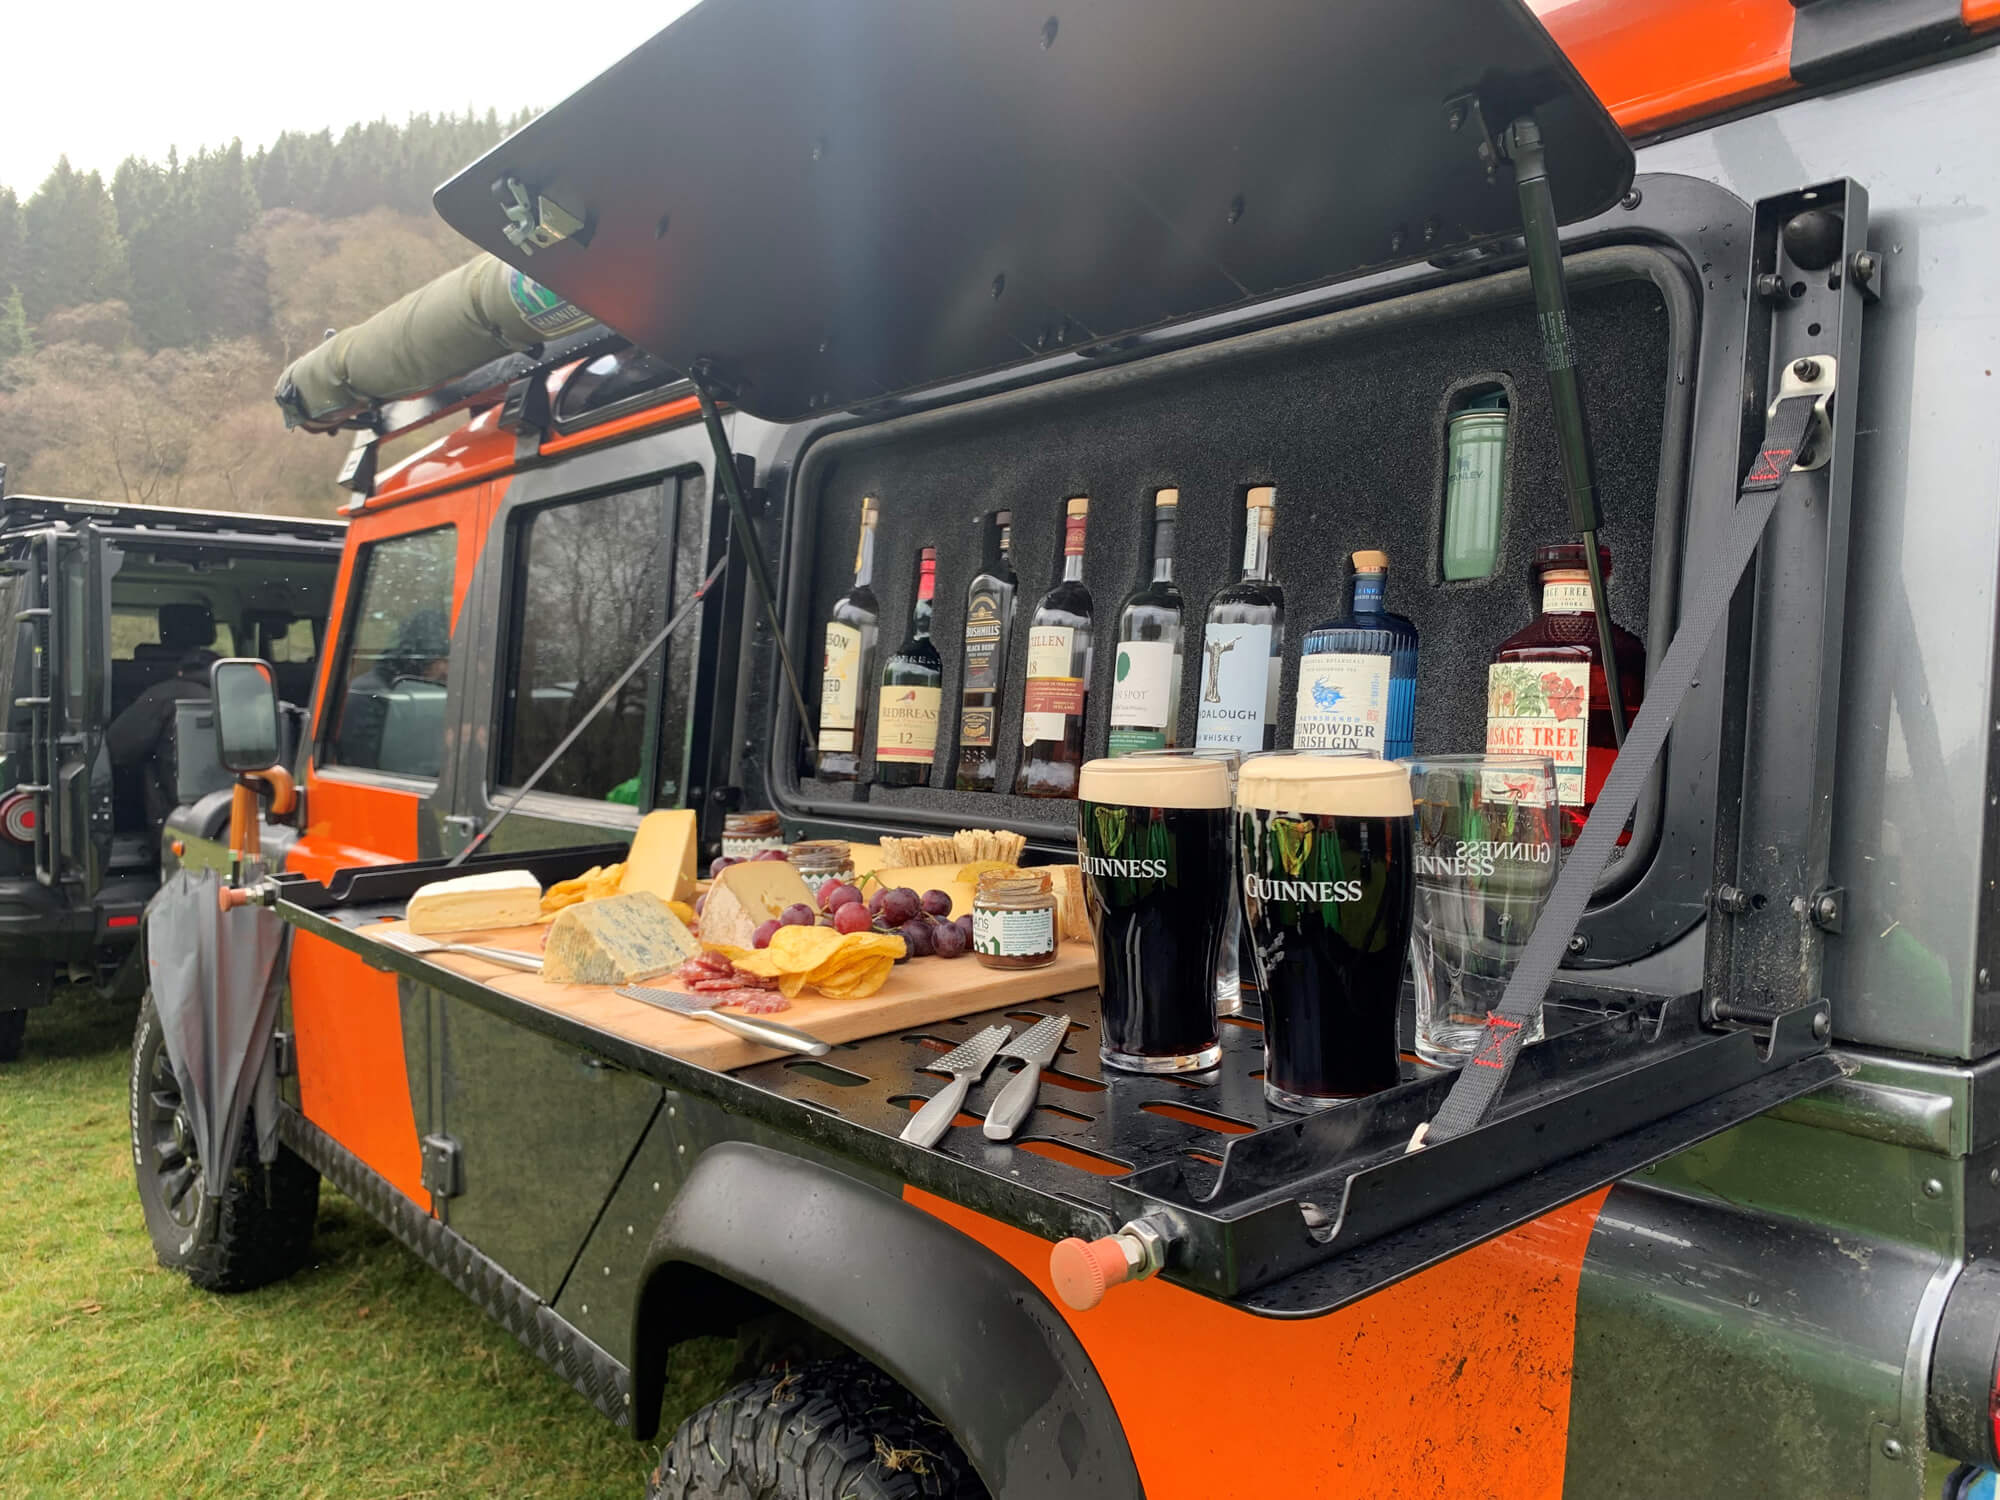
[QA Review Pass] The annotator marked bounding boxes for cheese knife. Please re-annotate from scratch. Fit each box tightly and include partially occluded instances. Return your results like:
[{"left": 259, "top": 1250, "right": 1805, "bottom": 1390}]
[
  {"left": 617, "top": 985, "right": 831, "bottom": 1057},
  {"left": 376, "top": 927, "right": 544, "bottom": 972},
  {"left": 982, "top": 1015, "right": 1072, "bottom": 1141},
  {"left": 902, "top": 1025, "right": 1010, "bottom": 1149}
]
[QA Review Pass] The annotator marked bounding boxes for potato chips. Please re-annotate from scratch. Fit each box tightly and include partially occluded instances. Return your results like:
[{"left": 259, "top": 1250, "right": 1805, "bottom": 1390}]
[
  {"left": 721, "top": 927, "right": 906, "bottom": 999},
  {"left": 542, "top": 862, "right": 626, "bottom": 914}
]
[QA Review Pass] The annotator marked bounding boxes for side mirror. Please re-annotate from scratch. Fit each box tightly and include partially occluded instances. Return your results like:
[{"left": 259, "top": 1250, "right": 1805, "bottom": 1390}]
[{"left": 210, "top": 658, "right": 282, "bottom": 773}]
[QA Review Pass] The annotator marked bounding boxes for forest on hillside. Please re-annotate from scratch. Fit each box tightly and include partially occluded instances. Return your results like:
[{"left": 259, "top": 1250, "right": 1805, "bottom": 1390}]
[{"left": 0, "top": 111, "right": 531, "bottom": 517}]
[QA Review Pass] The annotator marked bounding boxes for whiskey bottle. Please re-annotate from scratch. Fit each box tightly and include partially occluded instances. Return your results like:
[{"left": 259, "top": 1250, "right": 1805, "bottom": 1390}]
[
  {"left": 955, "top": 511, "right": 1016, "bottom": 792},
  {"left": 1108, "top": 489, "right": 1185, "bottom": 755},
  {"left": 1196, "top": 486, "right": 1284, "bottom": 753},
  {"left": 1486, "top": 543, "right": 1644, "bottom": 846},
  {"left": 875, "top": 546, "right": 943, "bottom": 787},
  {"left": 816, "top": 496, "right": 879, "bottom": 781},
  {"left": 1293, "top": 549, "right": 1418, "bottom": 759},
  {"left": 1015, "top": 498, "right": 1093, "bottom": 798}
]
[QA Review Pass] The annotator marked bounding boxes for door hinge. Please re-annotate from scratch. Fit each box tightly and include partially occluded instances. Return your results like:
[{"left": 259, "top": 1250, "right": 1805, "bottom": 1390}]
[
  {"left": 420, "top": 1134, "right": 463, "bottom": 1200},
  {"left": 271, "top": 1030, "right": 295, "bottom": 1078}
]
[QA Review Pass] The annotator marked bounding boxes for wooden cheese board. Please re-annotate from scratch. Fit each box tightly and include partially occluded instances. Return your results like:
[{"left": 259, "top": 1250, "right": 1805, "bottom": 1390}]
[{"left": 355, "top": 917, "right": 1097, "bottom": 1071}]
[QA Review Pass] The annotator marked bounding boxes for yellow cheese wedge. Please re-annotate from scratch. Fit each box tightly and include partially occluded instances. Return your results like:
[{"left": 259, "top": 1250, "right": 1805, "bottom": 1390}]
[
  {"left": 406, "top": 870, "right": 542, "bottom": 935},
  {"left": 543, "top": 891, "right": 699, "bottom": 985},
  {"left": 854, "top": 860, "right": 977, "bottom": 918},
  {"left": 698, "top": 859, "right": 815, "bottom": 948},
  {"left": 620, "top": 808, "right": 699, "bottom": 903}
]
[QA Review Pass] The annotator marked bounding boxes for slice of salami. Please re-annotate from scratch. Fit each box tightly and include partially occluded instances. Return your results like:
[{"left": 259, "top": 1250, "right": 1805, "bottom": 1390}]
[
  {"left": 715, "top": 990, "right": 791, "bottom": 1014},
  {"left": 692, "top": 977, "right": 744, "bottom": 993}
]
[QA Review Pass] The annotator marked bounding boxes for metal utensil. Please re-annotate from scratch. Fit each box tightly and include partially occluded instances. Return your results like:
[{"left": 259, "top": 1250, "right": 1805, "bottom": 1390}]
[
  {"left": 617, "top": 985, "right": 831, "bottom": 1057},
  {"left": 376, "top": 927, "right": 544, "bottom": 972},
  {"left": 982, "top": 1015, "right": 1072, "bottom": 1142},
  {"left": 901, "top": 1025, "right": 1011, "bottom": 1149}
]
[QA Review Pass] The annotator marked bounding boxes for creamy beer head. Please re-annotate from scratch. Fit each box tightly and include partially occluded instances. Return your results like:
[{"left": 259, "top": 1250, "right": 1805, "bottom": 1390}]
[
  {"left": 1238, "top": 753, "right": 1412, "bottom": 819},
  {"left": 1078, "top": 755, "right": 1231, "bottom": 809}
]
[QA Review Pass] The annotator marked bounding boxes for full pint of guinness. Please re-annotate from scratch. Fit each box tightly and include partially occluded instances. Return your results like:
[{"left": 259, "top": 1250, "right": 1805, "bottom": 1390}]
[
  {"left": 1077, "top": 755, "right": 1234, "bottom": 1072},
  {"left": 1238, "top": 752, "right": 1415, "bottom": 1109}
]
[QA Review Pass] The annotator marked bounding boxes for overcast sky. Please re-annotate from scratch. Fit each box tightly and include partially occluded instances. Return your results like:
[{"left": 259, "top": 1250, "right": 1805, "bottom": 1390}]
[{"left": 2, "top": 0, "right": 701, "bottom": 196}]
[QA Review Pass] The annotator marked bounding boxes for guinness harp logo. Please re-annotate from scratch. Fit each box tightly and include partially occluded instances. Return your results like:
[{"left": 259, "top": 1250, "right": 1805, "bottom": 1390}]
[
  {"left": 1272, "top": 817, "right": 1314, "bottom": 877},
  {"left": 1093, "top": 805, "right": 1127, "bottom": 853}
]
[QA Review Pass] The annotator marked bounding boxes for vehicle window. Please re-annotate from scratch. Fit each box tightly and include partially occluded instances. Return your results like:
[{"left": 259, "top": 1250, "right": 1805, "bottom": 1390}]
[
  {"left": 253, "top": 616, "right": 319, "bottom": 664},
  {"left": 62, "top": 566, "right": 88, "bottom": 723},
  {"left": 497, "top": 484, "right": 672, "bottom": 802},
  {"left": 554, "top": 349, "right": 682, "bottom": 426},
  {"left": 0, "top": 572, "right": 23, "bottom": 731},
  {"left": 110, "top": 608, "right": 235, "bottom": 659},
  {"left": 322, "top": 527, "right": 457, "bottom": 779}
]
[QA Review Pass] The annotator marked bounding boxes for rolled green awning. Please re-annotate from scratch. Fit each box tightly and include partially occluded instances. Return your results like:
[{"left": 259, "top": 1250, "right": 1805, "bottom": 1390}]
[{"left": 273, "top": 253, "right": 595, "bottom": 430}]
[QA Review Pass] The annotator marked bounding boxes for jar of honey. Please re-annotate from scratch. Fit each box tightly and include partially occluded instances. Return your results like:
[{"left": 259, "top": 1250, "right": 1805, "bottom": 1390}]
[
  {"left": 972, "top": 871, "right": 1058, "bottom": 970},
  {"left": 722, "top": 811, "right": 785, "bottom": 860}
]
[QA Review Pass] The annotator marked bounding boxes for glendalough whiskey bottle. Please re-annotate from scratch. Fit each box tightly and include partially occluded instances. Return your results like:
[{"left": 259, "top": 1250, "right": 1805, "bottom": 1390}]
[{"left": 1196, "top": 486, "right": 1284, "bottom": 753}]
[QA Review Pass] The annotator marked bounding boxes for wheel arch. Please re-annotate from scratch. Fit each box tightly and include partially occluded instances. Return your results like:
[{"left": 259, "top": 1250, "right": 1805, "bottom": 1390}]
[{"left": 631, "top": 1140, "right": 1143, "bottom": 1500}]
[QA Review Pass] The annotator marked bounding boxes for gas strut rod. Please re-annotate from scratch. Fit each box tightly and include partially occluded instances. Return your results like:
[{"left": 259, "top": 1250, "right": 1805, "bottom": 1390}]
[
  {"left": 1503, "top": 114, "right": 1627, "bottom": 746},
  {"left": 689, "top": 377, "right": 819, "bottom": 753}
]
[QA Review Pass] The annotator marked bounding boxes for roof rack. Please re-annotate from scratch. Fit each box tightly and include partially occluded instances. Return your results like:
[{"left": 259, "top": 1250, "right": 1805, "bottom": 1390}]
[{"left": 0, "top": 493, "right": 345, "bottom": 541}]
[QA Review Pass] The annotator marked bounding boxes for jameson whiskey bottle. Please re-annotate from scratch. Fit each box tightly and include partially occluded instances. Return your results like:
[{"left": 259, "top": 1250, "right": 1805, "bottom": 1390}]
[
  {"left": 1196, "top": 486, "right": 1284, "bottom": 753},
  {"left": 1015, "top": 498, "right": 1093, "bottom": 798},
  {"left": 876, "top": 546, "right": 943, "bottom": 787},
  {"left": 1487, "top": 543, "right": 1644, "bottom": 847},
  {"left": 955, "top": 512, "right": 1016, "bottom": 792},
  {"left": 1293, "top": 550, "right": 1418, "bottom": 759},
  {"left": 816, "top": 496, "right": 879, "bottom": 781},
  {"left": 1109, "top": 490, "right": 1185, "bottom": 755}
]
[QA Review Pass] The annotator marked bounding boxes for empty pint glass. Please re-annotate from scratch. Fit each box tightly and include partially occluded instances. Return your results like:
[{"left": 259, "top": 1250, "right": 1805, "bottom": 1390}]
[
  {"left": 1077, "top": 755, "right": 1234, "bottom": 1072},
  {"left": 1238, "top": 751, "right": 1416, "bottom": 1110}
]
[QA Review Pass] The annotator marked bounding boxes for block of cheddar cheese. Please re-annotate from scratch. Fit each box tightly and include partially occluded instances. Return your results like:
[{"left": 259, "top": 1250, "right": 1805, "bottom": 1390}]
[
  {"left": 698, "top": 859, "right": 814, "bottom": 948},
  {"left": 542, "top": 891, "right": 700, "bottom": 985},
  {"left": 620, "top": 809, "right": 699, "bottom": 904},
  {"left": 406, "top": 870, "right": 542, "bottom": 935}
]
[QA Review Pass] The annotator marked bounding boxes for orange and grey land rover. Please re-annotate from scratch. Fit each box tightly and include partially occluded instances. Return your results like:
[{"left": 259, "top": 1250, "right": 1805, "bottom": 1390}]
[{"left": 133, "top": 1, "right": 2000, "bottom": 1496}]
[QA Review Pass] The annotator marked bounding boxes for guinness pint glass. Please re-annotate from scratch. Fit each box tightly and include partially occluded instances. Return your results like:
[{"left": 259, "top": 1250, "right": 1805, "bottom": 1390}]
[
  {"left": 1078, "top": 755, "right": 1234, "bottom": 1072},
  {"left": 1238, "top": 751, "right": 1415, "bottom": 1109}
]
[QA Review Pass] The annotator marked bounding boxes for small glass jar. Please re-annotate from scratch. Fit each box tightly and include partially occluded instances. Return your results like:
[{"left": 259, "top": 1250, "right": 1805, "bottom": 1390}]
[
  {"left": 972, "top": 871, "right": 1058, "bottom": 970},
  {"left": 788, "top": 840, "right": 854, "bottom": 894},
  {"left": 722, "top": 811, "right": 785, "bottom": 860}
]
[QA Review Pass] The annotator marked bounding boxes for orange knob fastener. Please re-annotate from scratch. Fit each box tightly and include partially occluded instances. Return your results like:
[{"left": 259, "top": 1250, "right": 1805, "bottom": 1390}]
[
  {"left": 1049, "top": 1217, "right": 1175, "bottom": 1311},
  {"left": 1050, "top": 1236, "right": 1138, "bottom": 1311}
]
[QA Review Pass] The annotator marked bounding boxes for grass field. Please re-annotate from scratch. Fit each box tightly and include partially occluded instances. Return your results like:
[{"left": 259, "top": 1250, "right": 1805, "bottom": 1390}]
[{"left": 0, "top": 986, "right": 732, "bottom": 1500}]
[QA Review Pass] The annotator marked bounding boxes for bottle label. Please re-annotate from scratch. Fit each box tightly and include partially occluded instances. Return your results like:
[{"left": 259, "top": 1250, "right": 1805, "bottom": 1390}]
[
  {"left": 876, "top": 685, "right": 942, "bottom": 763},
  {"left": 819, "top": 623, "right": 862, "bottom": 752},
  {"left": 1111, "top": 640, "right": 1177, "bottom": 729},
  {"left": 974, "top": 904, "right": 1055, "bottom": 958},
  {"left": 962, "top": 588, "right": 1006, "bottom": 693},
  {"left": 1486, "top": 662, "right": 1590, "bottom": 807},
  {"left": 1022, "top": 626, "right": 1082, "bottom": 744},
  {"left": 1293, "top": 652, "right": 1390, "bottom": 755},
  {"left": 1195, "top": 623, "right": 1275, "bottom": 753},
  {"left": 1541, "top": 572, "right": 1596, "bottom": 614}
]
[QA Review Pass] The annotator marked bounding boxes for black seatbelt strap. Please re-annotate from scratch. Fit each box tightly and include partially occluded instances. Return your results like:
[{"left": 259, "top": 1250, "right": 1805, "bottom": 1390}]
[{"left": 1420, "top": 391, "right": 1822, "bottom": 1148}]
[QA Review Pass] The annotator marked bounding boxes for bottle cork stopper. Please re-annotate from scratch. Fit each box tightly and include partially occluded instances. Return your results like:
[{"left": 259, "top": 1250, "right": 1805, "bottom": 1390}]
[
  {"left": 1066, "top": 497, "right": 1090, "bottom": 517},
  {"left": 1155, "top": 488, "right": 1179, "bottom": 507},
  {"left": 1352, "top": 549, "right": 1389, "bottom": 571},
  {"left": 1245, "top": 486, "right": 1276, "bottom": 509},
  {"left": 862, "top": 495, "right": 879, "bottom": 519}
]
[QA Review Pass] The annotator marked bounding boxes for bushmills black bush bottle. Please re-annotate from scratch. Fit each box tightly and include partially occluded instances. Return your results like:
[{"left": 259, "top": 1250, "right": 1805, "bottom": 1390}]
[{"left": 956, "top": 511, "right": 1016, "bottom": 792}]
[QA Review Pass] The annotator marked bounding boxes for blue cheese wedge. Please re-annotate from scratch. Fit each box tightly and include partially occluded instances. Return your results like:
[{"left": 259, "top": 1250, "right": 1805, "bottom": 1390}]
[{"left": 542, "top": 891, "right": 700, "bottom": 985}]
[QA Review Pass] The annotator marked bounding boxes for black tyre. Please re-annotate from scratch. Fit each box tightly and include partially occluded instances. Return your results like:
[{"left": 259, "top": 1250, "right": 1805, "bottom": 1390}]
[
  {"left": 649, "top": 1355, "right": 988, "bottom": 1500},
  {"left": 130, "top": 992, "right": 320, "bottom": 1292},
  {"left": 0, "top": 1007, "right": 24, "bottom": 1063}
]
